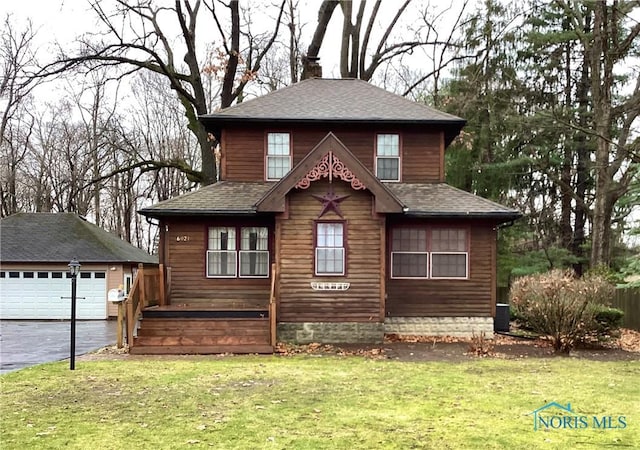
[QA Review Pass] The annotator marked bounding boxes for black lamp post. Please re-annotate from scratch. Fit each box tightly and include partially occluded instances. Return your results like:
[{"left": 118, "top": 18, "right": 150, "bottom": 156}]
[{"left": 68, "top": 258, "right": 81, "bottom": 370}]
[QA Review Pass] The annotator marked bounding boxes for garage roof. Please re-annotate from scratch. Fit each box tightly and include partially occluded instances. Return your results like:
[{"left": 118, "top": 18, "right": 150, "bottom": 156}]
[{"left": 0, "top": 213, "right": 157, "bottom": 264}]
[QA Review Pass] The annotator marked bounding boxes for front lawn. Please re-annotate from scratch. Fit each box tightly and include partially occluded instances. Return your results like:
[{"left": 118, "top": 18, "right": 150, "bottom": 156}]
[{"left": 1, "top": 356, "right": 638, "bottom": 449}]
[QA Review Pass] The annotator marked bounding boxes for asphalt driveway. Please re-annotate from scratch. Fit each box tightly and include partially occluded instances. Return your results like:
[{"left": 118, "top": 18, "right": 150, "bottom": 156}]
[{"left": 0, "top": 320, "right": 117, "bottom": 374}]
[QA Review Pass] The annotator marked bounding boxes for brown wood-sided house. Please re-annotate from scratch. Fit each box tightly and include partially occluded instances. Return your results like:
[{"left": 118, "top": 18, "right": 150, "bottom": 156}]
[{"left": 135, "top": 78, "right": 520, "bottom": 354}]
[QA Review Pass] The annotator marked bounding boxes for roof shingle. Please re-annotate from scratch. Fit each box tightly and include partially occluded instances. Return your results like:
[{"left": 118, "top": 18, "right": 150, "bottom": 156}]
[
  {"left": 139, "top": 180, "right": 520, "bottom": 221},
  {"left": 386, "top": 183, "right": 521, "bottom": 219},
  {"left": 202, "top": 78, "right": 463, "bottom": 123},
  {"left": 0, "top": 213, "right": 157, "bottom": 264},
  {"left": 139, "top": 181, "right": 274, "bottom": 217}
]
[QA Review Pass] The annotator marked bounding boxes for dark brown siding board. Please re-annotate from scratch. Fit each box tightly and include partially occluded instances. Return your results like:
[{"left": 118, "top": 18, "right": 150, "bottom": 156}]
[
  {"left": 386, "top": 223, "right": 496, "bottom": 317},
  {"left": 277, "top": 180, "right": 382, "bottom": 322},
  {"left": 222, "top": 124, "right": 444, "bottom": 183},
  {"left": 401, "top": 130, "right": 442, "bottom": 182}
]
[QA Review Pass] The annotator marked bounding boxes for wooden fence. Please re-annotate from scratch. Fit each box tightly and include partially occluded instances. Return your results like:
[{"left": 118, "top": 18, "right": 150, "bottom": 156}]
[
  {"left": 497, "top": 286, "right": 640, "bottom": 331},
  {"left": 611, "top": 287, "right": 640, "bottom": 331}
]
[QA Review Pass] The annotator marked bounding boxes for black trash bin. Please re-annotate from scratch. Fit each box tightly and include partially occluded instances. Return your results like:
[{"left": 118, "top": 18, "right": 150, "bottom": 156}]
[{"left": 494, "top": 303, "right": 510, "bottom": 332}]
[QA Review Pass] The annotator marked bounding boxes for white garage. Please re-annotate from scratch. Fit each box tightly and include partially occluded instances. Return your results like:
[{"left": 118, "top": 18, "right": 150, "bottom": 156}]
[
  {"left": 0, "top": 270, "right": 107, "bottom": 319},
  {"left": 0, "top": 212, "right": 157, "bottom": 320}
]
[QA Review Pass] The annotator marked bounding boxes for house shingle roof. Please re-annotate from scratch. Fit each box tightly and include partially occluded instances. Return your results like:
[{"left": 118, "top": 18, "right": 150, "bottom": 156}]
[
  {"left": 139, "top": 181, "right": 520, "bottom": 221},
  {"left": 0, "top": 213, "right": 157, "bottom": 264},
  {"left": 139, "top": 182, "right": 274, "bottom": 217},
  {"left": 386, "top": 183, "right": 521, "bottom": 220},
  {"left": 200, "top": 78, "right": 465, "bottom": 145}
]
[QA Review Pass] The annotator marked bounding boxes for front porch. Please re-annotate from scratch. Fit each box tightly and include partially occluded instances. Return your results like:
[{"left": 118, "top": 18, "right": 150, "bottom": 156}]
[{"left": 123, "top": 264, "right": 277, "bottom": 354}]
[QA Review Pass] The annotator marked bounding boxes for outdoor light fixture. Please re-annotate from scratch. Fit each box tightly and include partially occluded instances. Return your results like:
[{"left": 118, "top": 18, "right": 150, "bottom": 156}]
[{"left": 68, "top": 258, "right": 81, "bottom": 370}]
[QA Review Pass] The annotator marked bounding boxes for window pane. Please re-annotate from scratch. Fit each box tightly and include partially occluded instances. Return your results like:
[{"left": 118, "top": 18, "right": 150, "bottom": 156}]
[
  {"left": 432, "top": 229, "right": 467, "bottom": 252},
  {"left": 207, "top": 251, "right": 237, "bottom": 276},
  {"left": 316, "top": 248, "right": 344, "bottom": 274},
  {"left": 267, "top": 132, "right": 290, "bottom": 155},
  {"left": 376, "top": 157, "right": 399, "bottom": 180},
  {"left": 241, "top": 227, "right": 268, "bottom": 250},
  {"left": 392, "top": 253, "right": 428, "bottom": 278},
  {"left": 432, "top": 254, "right": 467, "bottom": 278},
  {"left": 267, "top": 156, "right": 291, "bottom": 179},
  {"left": 240, "top": 251, "right": 269, "bottom": 277},
  {"left": 208, "top": 227, "right": 236, "bottom": 250},
  {"left": 37, "top": 272, "right": 49, "bottom": 278},
  {"left": 392, "top": 228, "right": 426, "bottom": 252},
  {"left": 377, "top": 134, "right": 399, "bottom": 156},
  {"left": 317, "top": 223, "right": 343, "bottom": 247}
]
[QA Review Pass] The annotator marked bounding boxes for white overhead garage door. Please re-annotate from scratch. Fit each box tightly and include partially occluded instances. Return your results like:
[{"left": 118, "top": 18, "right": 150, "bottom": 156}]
[{"left": 0, "top": 270, "right": 107, "bottom": 319}]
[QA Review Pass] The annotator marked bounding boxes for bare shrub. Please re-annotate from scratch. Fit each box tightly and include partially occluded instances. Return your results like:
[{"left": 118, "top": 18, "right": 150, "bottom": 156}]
[
  {"left": 509, "top": 269, "right": 617, "bottom": 353},
  {"left": 467, "top": 331, "right": 494, "bottom": 356}
]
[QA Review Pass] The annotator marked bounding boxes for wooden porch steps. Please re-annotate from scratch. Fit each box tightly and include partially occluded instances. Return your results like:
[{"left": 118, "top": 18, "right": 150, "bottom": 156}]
[{"left": 131, "top": 307, "right": 274, "bottom": 355}]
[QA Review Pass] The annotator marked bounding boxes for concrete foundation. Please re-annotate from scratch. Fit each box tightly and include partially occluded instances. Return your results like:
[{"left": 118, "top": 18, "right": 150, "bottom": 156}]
[{"left": 384, "top": 316, "right": 494, "bottom": 338}]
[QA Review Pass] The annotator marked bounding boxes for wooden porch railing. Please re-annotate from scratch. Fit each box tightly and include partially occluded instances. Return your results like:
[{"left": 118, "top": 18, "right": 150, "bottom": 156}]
[
  {"left": 125, "top": 263, "right": 165, "bottom": 347},
  {"left": 269, "top": 262, "right": 278, "bottom": 346}
]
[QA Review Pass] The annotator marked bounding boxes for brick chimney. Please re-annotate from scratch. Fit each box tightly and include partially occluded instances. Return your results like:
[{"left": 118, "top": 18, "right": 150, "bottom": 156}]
[{"left": 301, "top": 55, "right": 322, "bottom": 80}]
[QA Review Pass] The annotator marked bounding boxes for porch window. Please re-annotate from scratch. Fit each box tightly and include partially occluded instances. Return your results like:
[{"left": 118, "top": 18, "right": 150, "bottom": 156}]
[
  {"left": 390, "top": 228, "right": 428, "bottom": 278},
  {"left": 207, "top": 226, "right": 270, "bottom": 278},
  {"left": 376, "top": 134, "right": 400, "bottom": 181},
  {"left": 431, "top": 228, "right": 468, "bottom": 278},
  {"left": 315, "top": 222, "right": 345, "bottom": 276},
  {"left": 207, "top": 227, "right": 237, "bottom": 277},
  {"left": 390, "top": 227, "right": 468, "bottom": 279},
  {"left": 266, "top": 132, "right": 291, "bottom": 180},
  {"left": 239, "top": 227, "right": 269, "bottom": 277}
]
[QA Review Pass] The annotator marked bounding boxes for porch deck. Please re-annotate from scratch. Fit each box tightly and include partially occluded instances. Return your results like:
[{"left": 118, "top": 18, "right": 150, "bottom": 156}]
[{"left": 125, "top": 264, "right": 277, "bottom": 355}]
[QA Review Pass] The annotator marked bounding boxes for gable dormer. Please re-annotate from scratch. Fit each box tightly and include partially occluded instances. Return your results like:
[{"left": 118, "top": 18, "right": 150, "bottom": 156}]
[{"left": 199, "top": 78, "right": 465, "bottom": 184}]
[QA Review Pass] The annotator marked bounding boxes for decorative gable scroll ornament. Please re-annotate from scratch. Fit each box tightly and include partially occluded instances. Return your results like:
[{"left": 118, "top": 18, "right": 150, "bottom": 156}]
[{"left": 295, "top": 151, "right": 366, "bottom": 190}]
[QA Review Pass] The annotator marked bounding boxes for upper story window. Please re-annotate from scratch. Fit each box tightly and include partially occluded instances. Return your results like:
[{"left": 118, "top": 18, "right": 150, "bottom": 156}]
[
  {"left": 376, "top": 134, "right": 400, "bottom": 181},
  {"left": 266, "top": 132, "right": 291, "bottom": 180},
  {"left": 390, "top": 227, "right": 468, "bottom": 279},
  {"left": 315, "top": 222, "right": 345, "bottom": 276},
  {"left": 207, "top": 226, "right": 269, "bottom": 278}
]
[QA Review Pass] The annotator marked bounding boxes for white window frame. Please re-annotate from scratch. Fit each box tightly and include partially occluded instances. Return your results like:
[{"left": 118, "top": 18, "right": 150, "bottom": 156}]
[
  {"left": 315, "top": 222, "right": 345, "bottom": 276},
  {"left": 266, "top": 132, "right": 292, "bottom": 180},
  {"left": 239, "top": 250, "right": 270, "bottom": 278},
  {"left": 206, "top": 250, "right": 238, "bottom": 278},
  {"left": 375, "top": 133, "right": 401, "bottom": 182},
  {"left": 430, "top": 252, "right": 469, "bottom": 279}
]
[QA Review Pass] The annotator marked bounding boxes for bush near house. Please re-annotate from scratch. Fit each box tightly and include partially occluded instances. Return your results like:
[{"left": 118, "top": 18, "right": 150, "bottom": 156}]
[{"left": 510, "top": 269, "right": 622, "bottom": 353}]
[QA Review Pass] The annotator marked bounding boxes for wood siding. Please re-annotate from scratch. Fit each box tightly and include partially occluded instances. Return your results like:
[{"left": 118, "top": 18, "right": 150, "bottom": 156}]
[
  {"left": 164, "top": 218, "right": 272, "bottom": 308},
  {"left": 222, "top": 124, "right": 444, "bottom": 183},
  {"left": 277, "top": 180, "right": 383, "bottom": 322},
  {"left": 386, "top": 222, "right": 497, "bottom": 317}
]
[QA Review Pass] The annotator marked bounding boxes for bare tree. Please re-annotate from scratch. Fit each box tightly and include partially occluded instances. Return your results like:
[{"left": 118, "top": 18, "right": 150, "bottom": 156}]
[
  {"left": 41, "top": 0, "right": 286, "bottom": 185},
  {"left": 0, "top": 15, "right": 41, "bottom": 216}
]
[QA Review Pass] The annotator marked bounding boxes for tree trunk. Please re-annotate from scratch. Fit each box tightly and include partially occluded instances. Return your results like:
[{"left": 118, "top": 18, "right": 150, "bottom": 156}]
[
  {"left": 560, "top": 18, "right": 573, "bottom": 249},
  {"left": 589, "top": 1, "right": 614, "bottom": 267},
  {"left": 571, "top": 11, "right": 591, "bottom": 276}
]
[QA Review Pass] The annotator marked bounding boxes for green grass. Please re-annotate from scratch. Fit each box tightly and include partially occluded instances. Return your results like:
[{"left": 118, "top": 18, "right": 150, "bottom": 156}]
[{"left": 1, "top": 356, "right": 638, "bottom": 449}]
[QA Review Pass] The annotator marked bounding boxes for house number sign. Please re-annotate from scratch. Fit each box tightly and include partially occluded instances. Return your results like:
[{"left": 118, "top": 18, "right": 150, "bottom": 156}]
[{"left": 176, "top": 235, "right": 191, "bottom": 242}]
